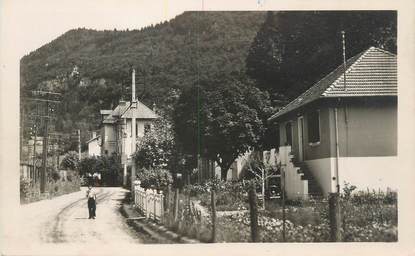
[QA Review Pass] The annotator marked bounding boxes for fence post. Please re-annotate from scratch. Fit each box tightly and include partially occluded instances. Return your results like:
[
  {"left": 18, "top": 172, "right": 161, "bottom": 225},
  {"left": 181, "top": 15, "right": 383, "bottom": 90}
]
[
  {"left": 248, "top": 182, "right": 259, "bottom": 242},
  {"left": 329, "top": 192, "right": 342, "bottom": 242},
  {"left": 160, "top": 190, "right": 164, "bottom": 224},
  {"left": 140, "top": 188, "right": 143, "bottom": 212},
  {"left": 174, "top": 188, "right": 179, "bottom": 222},
  {"left": 282, "top": 168, "right": 286, "bottom": 242},
  {"left": 166, "top": 186, "right": 171, "bottom": 226},
  {"left": 146, "top": 189, "right": 150, "bottom": 219},
  {"left": 154, "top": 189, "right": 157, "bottom": 221},
  {"left": 165, "top": 184, "right": 170, "bottom": 212},
  {"left": 210, "top": 188, "right": 217, "bottom": 243}
]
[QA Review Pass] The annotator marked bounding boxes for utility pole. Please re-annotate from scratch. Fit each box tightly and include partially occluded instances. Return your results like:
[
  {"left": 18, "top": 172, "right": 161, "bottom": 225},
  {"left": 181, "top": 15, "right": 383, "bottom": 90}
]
[
  {"left": 32, "top": 123, "right": 37, "bottom": 167},
  {"left": 78, "top": 129, "right": 81, "bottom": 161},
  {"left": 123, "top": 118, "right": 128, "bottom": 187},
  {"left": 131, "top": 69, "right": 137, "bottom": 195},
  {"left": 32, "top": 122, "right": 38, "bottom": 183},
  {"left": 40, "top": 102, "right": 49, "bottom": 193},
  {"left": 57, "top": 135, "right": 60, "bottom": 169},
  {"left": 25, "top": 90, "right": 61, "bottom": 193}
]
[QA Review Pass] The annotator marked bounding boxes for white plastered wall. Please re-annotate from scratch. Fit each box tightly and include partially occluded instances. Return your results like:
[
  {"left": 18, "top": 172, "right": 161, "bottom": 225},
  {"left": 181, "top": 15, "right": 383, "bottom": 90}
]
[
  {"left": 279, "top": 146, "right": 308, "bottom": 199},
  {"left": 304, "top": 157, "right": 336, "bottom": 195},
  {"left": 304, "top": 156, "right": 398, "bottom": 194},
  {"left": 338, "top": 156, "right": 398, "bottom": 191}
]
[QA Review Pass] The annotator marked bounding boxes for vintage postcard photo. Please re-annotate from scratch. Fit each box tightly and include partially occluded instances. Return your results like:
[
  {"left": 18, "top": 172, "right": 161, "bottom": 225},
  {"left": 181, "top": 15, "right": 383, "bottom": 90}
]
[{"left": 1, "top": 0, "right": 414, "bottom": 255}]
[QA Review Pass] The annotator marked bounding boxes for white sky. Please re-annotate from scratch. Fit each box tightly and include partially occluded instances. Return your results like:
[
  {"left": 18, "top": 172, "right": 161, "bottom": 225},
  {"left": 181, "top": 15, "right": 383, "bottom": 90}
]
[
  {"left": 1, "top": 0, "right": 274, "bottom": 58},
  {"left": 3, "top": 0, "right": 407, "bottom": 58},
  {"left": 2, "top": 0, "right": 198, "bottom": 58}
]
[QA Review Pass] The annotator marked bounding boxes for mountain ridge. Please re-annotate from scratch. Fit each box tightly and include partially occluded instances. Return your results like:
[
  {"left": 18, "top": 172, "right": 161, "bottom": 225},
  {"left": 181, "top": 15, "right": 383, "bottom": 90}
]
[{"left": 20, "top": 11, "right": 266, "bottom": 150}]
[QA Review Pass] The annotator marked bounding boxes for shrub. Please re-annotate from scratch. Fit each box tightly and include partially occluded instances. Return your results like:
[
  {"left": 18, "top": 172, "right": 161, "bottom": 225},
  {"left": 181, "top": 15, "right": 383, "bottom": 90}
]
[
  {"left": 60, "top": 151, "right": 79, "bottom": 170},
  {"left": 67, "top": 171, "right": 73, "bottom": 182},
  {"left": 51, "top": 170, "right": 61, "bottom": 182},
  {"left": 185, "top": 179, "right": 253, "bottom": 211},
  {"left": 20, "top": 177, "right": 31, "bottom": 200},
  {"left": 136, "top": 168, "right": 173, "bottom": 191}
]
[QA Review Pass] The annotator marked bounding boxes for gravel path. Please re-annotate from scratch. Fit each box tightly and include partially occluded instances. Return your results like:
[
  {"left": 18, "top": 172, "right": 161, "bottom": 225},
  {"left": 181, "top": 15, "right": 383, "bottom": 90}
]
[{"left": 17, "top": 187, "right": 143, "bottom": 245}]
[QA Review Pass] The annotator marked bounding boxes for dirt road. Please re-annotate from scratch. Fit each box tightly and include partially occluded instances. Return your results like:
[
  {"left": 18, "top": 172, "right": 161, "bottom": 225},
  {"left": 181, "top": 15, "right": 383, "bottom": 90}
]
[{"left": 18, "top": 187, "right": 143, "bottom": 244}]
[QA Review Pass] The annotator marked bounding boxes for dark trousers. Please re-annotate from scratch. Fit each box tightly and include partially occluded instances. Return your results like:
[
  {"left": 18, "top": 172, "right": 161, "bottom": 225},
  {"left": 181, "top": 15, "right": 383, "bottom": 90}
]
[{"left": 88, "top": 198, "right": 96, "bottom": 218}]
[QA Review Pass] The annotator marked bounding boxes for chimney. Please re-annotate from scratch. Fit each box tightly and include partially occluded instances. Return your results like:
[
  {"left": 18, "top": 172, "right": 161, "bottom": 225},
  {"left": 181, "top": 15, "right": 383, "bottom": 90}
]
[
  {"left": 132, "top": 69, "right": 136, "bottom": 102},
  {"left": 119, "top": 100, "right": 126, "bottom": 106},
  {"left": 92, "top": 131, "right": 97, "bottom": 138}
]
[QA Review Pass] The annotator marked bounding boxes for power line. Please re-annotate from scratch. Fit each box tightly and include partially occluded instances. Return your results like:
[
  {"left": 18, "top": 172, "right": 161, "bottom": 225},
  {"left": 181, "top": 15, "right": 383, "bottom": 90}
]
[{"left": 22, "top": 90, "right": 61, "bottom": 193}]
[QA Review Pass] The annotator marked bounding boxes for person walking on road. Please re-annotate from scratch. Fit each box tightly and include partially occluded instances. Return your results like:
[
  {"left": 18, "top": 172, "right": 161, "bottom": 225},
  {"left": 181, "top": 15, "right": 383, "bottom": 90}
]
[{"left": 86, "top": 185, "right": 97, "bottom": 219}]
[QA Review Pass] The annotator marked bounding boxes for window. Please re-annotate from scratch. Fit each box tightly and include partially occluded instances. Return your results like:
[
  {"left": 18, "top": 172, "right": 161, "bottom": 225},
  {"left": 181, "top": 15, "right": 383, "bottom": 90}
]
[
  {"left": 285, "top": 122, "right": 292, "bottom": 146},
  {"left": 307, "top": 110, "right": 320, "bottom": 144},
  {"left": 136, "top": 122, "right": 139, "bottom": 137},
  {"left": 144, "top": 124, "right": 151, "bottom": 134}
]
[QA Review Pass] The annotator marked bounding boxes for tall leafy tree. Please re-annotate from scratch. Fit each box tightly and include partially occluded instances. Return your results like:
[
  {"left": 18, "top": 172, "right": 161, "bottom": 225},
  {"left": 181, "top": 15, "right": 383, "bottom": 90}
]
[
  {"left": 133, "top": 117, "right": 175, "bottom": 170},
  {"left": 173, "top": 72, "right": 271, "bottom": 180}
]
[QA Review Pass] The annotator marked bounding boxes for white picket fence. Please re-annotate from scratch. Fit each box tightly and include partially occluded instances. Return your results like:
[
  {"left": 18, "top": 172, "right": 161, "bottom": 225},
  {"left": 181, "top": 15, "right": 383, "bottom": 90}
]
[{"left": 133, "top": 180, "right": 164, "bottom": 223}]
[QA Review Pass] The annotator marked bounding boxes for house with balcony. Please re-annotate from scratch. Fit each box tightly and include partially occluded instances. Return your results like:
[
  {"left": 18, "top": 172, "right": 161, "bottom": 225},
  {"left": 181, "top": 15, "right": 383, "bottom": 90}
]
[{"left": 268, "top": 47, "right": 397, "bottom": 199}]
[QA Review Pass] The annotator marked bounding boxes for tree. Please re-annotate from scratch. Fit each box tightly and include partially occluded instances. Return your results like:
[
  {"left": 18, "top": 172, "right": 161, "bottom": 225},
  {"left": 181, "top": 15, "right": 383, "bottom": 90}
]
[
  {"left": 133, "top": 116, "right": 175, "bottom": 170},
  {"left": 60, "top": 151, "right": 79, "bottom": 170},
  {"left": 246, "top": 12, "right": 283, "bottom": 93},
  {"left": 246, "top": 11, "right": 397, "bottom": 101},
  {"left": 242, "top": 151, "right": 280, "bottom": 210},
  {"left": 21, "top": 12, "right": 266, "bottom": 142},
  {"left": 79, "top": 156, "right": 99, "bottom": 176},
  {"left": 173, "top": 72, "right": 271, "bottom": 180},
  {"left": 96, "top": 154, "right": 120, "bottom": 184}
]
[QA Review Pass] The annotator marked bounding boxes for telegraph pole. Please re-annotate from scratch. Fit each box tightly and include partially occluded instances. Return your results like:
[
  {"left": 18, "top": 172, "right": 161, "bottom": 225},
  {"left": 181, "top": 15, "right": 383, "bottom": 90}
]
[
  {"left": 78, "top": 129, "right": 81, "bottom": 161},
  {"left": 131, "top": 69, "right": 137, "bottom": 194},
  {"left": 57, "top": 135, "right": 60, "bottom": 169},
  {"left": 25, "top": 90, "right": 61, "bottom": 193},
  {"left": 32, "top": 122, "right": 38, "bottom": 183},
  {"left": 40, "top": 102, "right": 49, "bottom": 193}
]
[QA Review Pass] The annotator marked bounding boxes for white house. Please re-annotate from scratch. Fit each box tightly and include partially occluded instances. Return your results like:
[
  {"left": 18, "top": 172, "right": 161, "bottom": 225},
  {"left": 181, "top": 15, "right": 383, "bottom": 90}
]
[
  {"left": 268, "top": 47, "right": 397, "bottom": 199},
  {"left": 86, "top": 132, "right": 101, "bottom": 157}
]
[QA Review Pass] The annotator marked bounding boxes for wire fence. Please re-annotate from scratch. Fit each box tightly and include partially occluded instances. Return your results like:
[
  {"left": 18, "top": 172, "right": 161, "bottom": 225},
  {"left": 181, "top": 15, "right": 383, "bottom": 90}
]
[{"left": 133, "top": 180, "right": 397, "bottom": 243}]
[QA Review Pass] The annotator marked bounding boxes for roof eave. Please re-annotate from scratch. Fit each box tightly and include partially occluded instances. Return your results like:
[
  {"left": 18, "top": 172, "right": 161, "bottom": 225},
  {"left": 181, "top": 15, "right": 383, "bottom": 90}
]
[{"left": 267, "top": 97, "right": 321, "bottom": 123}]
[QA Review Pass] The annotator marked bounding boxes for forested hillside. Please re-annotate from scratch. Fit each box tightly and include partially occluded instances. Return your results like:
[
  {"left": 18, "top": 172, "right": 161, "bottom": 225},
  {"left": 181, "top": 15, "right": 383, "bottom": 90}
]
[
  {"left": 20, "top": 11, "right": 266, "bottom": 139},
  {"left": 20, "top": 11, "right": 396, "bottom": 152}
]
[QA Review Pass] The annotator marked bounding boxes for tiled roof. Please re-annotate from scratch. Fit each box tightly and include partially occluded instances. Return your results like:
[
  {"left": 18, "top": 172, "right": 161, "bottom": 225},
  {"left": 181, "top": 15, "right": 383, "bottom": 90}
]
[
  {"left": 111, "top": 101, "right": 130, "bottom": 117},
  {"left": 102, "top": 100, "right": 158, "bottom": 124},
  {"left": 102, "top": 102, "right": 130, "bottom": 124},
  {"left": 121, "top": 101, "right": 158, "bottom": 119},
  {"left": 86, "top": 135, "right": 100, "bottom": 144},
  {"left": 268, "top": 47, "right": 397, "bottom": 121}
]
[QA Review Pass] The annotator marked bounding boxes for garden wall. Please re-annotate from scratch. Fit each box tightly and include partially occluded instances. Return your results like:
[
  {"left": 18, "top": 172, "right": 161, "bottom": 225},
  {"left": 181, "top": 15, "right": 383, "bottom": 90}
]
[{"left": 20, "top": 169, "right": 81, "bottom": 204}]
